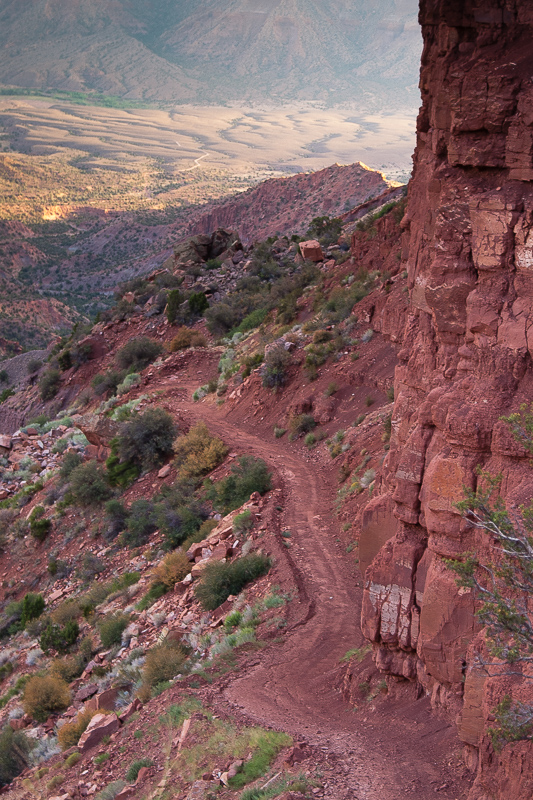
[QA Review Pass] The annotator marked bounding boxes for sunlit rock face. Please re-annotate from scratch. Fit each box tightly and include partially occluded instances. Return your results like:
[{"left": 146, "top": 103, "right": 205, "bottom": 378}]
[{"left": 359, "top": 2, "right": 533, "bottom": 797}]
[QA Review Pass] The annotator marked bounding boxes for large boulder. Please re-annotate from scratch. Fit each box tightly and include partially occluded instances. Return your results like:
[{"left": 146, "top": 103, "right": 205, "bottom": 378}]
[
  {"left": 78, "top": 712, "right": 120, "bottom": 753},
  {"left": 299, "top": 240, "right": 324, "bottom": 262}
]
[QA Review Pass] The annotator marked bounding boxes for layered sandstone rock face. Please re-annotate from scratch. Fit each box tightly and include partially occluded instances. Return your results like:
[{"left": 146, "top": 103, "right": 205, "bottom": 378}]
[{"left": 359, "top": 2, "right": 533, "bottom": 797}]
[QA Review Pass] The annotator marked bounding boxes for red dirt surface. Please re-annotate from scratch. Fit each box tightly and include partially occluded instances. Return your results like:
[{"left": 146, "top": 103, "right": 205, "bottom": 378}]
[{"left": 155, "top": 366, "right": 472, "bottom": 800}]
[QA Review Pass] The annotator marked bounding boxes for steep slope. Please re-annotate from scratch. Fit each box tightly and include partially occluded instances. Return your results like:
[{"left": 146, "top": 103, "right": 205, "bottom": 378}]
[
  {"left": 357, "top": 2, "right": 533, "bottom": 798},
  {"left": 0, "top": 0, "right": 420, "bottom": 109},
  {"left": 189, "top": 162, "right": 396, "bottom": 243}
]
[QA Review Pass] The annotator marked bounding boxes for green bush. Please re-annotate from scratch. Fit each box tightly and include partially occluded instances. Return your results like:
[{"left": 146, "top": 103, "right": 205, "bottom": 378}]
[
  {"left": 23, "top": 675, "right": 71, "bottom": 722},
  {"left": 234, "top": 308, "right": 268, "bottom": 335},
  {"left": 117, "top": 408, "right": 177, "bottom": 471},
  {"left": 104, "top": 499, "right": 128, "bottom": 541},
  {"left": 195, "top": 553, "right": 272, "bottom": 610},
  {"left": 116, "top": 337, "right": 162, "bottom": 372},
  {"left": 39, "top": 369, "right": 61, "bottom": 401},
  {"left": 29, "top": 507, "right": 51, "bottom": 542},
  {"left": 21, "top": 593, "right": 45, "bottom": 627},
  {"left": 125, "top": 757, "right": 153, "bottom": 783},
  {"left": 166, "top": 289, "right": 184, "bottom": 325},
  {"left": 98, "top": 614, "right": 129, "bottom": 648},
  {"left": 59, "top": 451, "right": 83, "bottom": 481},
  {"left": 121, "top": 499, "right": 156, "bottom": 548},
  {"left": 207, "top": 456, "right": 271, "bottom": 513},
  {"left": 261, "top": 346, "right": 292, "bottom": 389},
  {"left": 57, "top": 350, "right": 72, "bottom": 371},
  {"left": 288, "top": 414, "right": 316, "bottom": 441},
  {"left": 205, "top": 302, "right": 239, "bottom": 337},
  {"left": 0, "top": 725, "right": 30, "bottom": 786},
  {"left": 40, "top": 620, "right": 80, "bottom": 653},
  {"left": 92, "top": 369, "right": 125, "bottom": 398},
  {"left": 188, "top": 292, "right": 209, "bottom": 317},
  {"left": 69, "top": 461, "right": 112, "bottom": 506}
]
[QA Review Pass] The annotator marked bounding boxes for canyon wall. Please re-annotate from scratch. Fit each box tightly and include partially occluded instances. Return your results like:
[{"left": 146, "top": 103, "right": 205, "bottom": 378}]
[{"left": 359, "top": 2, "right": 533, "bottom": 797}]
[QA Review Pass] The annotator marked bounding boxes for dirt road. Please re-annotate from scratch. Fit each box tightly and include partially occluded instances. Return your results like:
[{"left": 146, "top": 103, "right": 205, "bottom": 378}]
[{"left": 162, "top": 377, "right": 469, "bottom": 800}]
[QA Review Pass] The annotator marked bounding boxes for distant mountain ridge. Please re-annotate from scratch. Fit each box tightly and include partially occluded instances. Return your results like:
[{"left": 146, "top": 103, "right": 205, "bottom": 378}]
[{"left": 0, "top": 0, "right": 421, "bottom": 109}]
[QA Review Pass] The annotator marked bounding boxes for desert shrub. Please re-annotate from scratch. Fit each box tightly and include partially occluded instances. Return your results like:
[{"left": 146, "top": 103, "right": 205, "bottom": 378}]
[
  {"left": 116, "top": 408, "right": 177, "bottom": 471},
  {"left": 152, "top": 551, "right": 190, "bottom": 589},
  {"left": 313, "top": 329, "right": 333, "bottom": 344},
  {"left": 0, "top": 509, "right": 16, "bottom": 544},
  {"left": 104, "top": 500, "right": 128, "bottom": 541},
  {"left": 188, "top": 292, "right": 209, "bottom": 317},
  {"left": 69, "top": 461, "right": 112, "bottom": 506},
  {"left": 174, "top": 421, "right": 228, "bottom": 482},
  {"left": 95, "top": 780, "right": 127, "bottom": 800},
  {"left": 166, "top": 289, "right": 184, "bottom": 325},
  {"left": 39, "top": 368, "right": 61, "bottom": 402},
  {"left": 195, "top": 553, "right": 272, "bottom": 610},
  {"left": 157, "top": 495, "right": 205, "bottom": 551},
  {"left": 49, "top": 654, "right": 85, "bottom": 683},
  {"left": 27, "top": 358, "right": 42, "bottom": 375},
  {"left": 57, "top": 708, "right": 97, "bottom": 750},
  {"left": 116, "top": 337, "right": 162, "bottom": 372},
  {"left": 142, "top": 640, "right": 188, "bottom": 688},
  {"left": 116, "top": 373, "right": 140, "bottom": 396},
  {"left": 125, "top": 757, "right": 153, "bottom": 782},
  {"left": 305, "top": 432, "right": 316, "bottom": 448},
  {"left": 98, "top": 614, "right": 129, "bottom": 649},
  {"left": 241, "top": 351, "right": 264, "bottom": 379},
  {"left": 0, "top": 370, "right": 8, "bottom": 384},
  {"left": 40, "top": 620, "right": 80, "bottom": 654},
  {"left": 135, "top": 582, "right": 167, "bottom": 612},
  {"left": 233, "top": 308, "right": 268, "bottom": 335},
  {"left": 261, "top": 346, "right": 292, "bottom": 389},
  {"left": 78, "top": 553, "right": 105, "bottom": 582},
  {"left": 23, "top": 675, "right": 71, "bottom": 722},
  {"left": 306, "top": 215, "right": 342, "bottom": 246},
  {"left": 29, "top": 507, "right": 51, "bottom": 542},
  {"left": 233, "top": 509, "right": 254, "bottom": 535},
  {"left": 0, "top": 725, "right": 30, "bottom": 786},
  {"left": 57, "top": 350, "right": 72, "bottom": 371},
  {"left": 207, "top": 456, "right": 271, "bottom": 513},
  {"left": 288, "top": 414, "right": 316, "bottom": 441},
  {"left": 168, "top": 328, "right": 207, "bottom": 351},
  {"left": 20, "top": 593, "right": 45, "bottom": 627},
  {"left": 360, "top": 469, "right": 376, "bottom": 488},
  {"left": 205, "top": 302, "right": 239, "bottom": 337},
  {"left": 121, "top": 499, "right": 156, "bottom": 548},
  {"left": 59, "top": 451, "right": 83, "bottom": 481},
  {"left": 325, "top": 381, "right": 338, "bottom": 397},
  {"left": 92, "top": 369, "right": 125, "bottom": 398}
]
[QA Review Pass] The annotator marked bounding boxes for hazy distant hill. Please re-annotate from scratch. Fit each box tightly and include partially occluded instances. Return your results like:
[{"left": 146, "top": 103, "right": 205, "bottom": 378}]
[{"left": 0, "top": 0, "right": 420, "bottom": 110}]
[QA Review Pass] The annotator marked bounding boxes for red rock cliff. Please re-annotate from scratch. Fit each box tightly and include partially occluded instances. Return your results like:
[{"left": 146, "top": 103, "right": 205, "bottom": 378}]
[{"left": 359, "top": 2, "right": 533, "bottom": 797}]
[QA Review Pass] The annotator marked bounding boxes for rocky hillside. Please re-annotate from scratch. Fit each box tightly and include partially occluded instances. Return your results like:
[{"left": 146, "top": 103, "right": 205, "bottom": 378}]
[
  {"left": 0, "top": 2, "right": 532, "bottom": 799},
  {"left": 0, "top": 161, "right": 393, "bottom": 352},
  {"left": 0, "top": 0, "right": 420, "bottom": 110}
]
